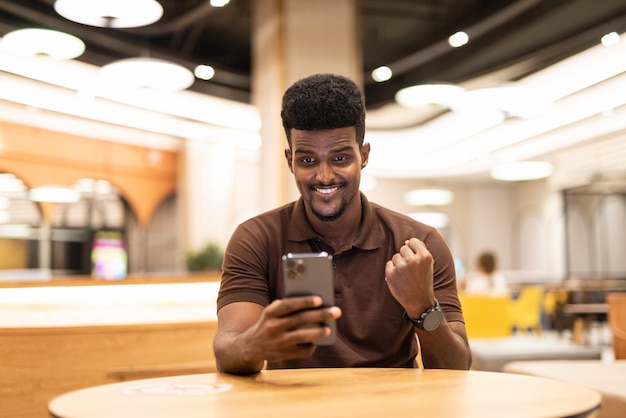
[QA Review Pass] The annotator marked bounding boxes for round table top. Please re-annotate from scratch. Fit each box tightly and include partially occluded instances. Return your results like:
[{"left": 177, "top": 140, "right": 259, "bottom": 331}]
[
  {"left": 504, "top": 359, "right": 626, "bottom": 400},
  {"left": 49, "top": 368, "right": 601, "bottom": 418}
]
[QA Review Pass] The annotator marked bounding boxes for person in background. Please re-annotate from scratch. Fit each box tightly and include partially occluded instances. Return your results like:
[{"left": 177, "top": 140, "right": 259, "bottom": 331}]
[
  {"left": 463, "top": 251, "right": 510, "bottom": 296},
  {"left": 213, "top": 73, "right": 471, "bottom": 375}
]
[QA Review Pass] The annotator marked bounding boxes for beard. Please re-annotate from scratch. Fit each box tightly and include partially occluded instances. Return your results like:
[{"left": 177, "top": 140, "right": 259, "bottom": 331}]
[
  {"left": 303, "top": 179, "right": 357, "bottom": 223},
  {"left": 309, "top": 188, "right": 354, "bottom": 222},
  {"left": 309, "top": 194, "right": 350, "bottom": 222}
]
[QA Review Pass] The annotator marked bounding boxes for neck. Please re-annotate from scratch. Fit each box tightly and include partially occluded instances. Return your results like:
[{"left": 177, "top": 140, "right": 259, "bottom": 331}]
[{"left": 308, "top": 199, "right": 362, "bottom": 253}]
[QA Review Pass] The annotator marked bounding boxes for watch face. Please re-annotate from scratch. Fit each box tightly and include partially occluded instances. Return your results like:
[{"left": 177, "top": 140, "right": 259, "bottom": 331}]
[{"left": 423, "top": 308, "right": 443, "bottom": 331}]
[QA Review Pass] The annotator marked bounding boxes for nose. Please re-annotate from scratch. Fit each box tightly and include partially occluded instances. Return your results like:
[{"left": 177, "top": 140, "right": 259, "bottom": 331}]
[{"left": 316, "top": 161, "right": 335, "bottom": 184}]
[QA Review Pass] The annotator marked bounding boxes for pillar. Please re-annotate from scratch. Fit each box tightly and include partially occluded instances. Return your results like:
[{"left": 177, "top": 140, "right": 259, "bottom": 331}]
[
  {"left": 179, "top": 139, "right": 236, "bottom": 262},
  {"left": 252, "top": 0, "right": 362, "bottom": 209}
]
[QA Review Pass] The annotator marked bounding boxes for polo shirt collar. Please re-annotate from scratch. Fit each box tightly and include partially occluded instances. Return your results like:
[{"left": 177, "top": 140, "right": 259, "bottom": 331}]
[{"left": 288, "top": 193, "right": 382, "bottom": 251}]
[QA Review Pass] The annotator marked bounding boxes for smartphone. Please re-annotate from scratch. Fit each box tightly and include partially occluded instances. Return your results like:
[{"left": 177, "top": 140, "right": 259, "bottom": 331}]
[{"left": 282, "top": 252, "right": 337, "bottom": 345}]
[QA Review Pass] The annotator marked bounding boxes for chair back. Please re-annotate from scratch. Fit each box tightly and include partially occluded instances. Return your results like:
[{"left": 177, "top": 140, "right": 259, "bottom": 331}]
[
  {"left": 607, "top": 293, "right": 626, "bottom": 360},
  {"left": 508, "top": 285, "right": 544, "bottom": 334},
  {"left": 459, "top": 293, "right": 512, "bottom": 338}
]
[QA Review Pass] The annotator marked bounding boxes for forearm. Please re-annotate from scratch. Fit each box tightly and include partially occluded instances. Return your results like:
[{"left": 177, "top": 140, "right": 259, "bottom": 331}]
[
  {"left": 416, "top": 320, "right": 472, "bottom": 370},
  {"left": 213, "top": 331, "right": 265, "bottom": 375}
]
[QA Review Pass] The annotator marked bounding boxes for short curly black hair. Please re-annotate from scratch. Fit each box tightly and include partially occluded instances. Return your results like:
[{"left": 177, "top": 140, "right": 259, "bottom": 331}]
[{"left": 281, "top": 73, "right": 366, "bottom": 148}]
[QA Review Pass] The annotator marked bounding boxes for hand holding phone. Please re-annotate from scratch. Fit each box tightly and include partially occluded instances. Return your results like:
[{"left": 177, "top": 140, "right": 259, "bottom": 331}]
[{"left": 282, "top": 252, "right": 337, "bottom": 345}]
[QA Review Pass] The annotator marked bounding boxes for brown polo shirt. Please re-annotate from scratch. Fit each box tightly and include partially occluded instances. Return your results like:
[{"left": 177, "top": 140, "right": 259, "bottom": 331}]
[{"left": 217, "top": 193, "right": 463, "bottom": 368}]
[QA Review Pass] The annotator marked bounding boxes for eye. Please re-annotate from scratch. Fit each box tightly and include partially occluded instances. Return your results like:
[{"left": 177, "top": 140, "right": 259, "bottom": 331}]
[
  {"left": 300, "top": 156, "right": 316, "bottom": 165},
  {"left": 333, "top": 155, "right": 348, "bottom": 163}
]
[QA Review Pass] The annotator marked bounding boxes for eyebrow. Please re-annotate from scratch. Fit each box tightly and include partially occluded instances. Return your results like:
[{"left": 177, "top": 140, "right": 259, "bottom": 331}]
[{"left": 293, "top": 145, "right": 354, "bottom": 154}]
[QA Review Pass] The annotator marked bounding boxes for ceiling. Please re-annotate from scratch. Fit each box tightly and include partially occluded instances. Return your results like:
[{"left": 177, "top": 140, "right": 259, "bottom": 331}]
[
  {"left": 1, "top": 0, "right": 626, "bottom": 182},
  {"left": 2, "top": 0, "right": 625, "bottom": 107}
]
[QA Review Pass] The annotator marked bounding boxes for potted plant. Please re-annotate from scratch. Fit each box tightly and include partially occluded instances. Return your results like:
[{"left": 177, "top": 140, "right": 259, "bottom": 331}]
[{"left": 185, "top": 241, "right": 224, "bottom": 272}]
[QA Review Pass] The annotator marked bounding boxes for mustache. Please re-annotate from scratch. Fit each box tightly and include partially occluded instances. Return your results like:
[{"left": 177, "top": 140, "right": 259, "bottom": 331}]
[{"left": 310, "top": 182, "right": 345, "bottom": 188}]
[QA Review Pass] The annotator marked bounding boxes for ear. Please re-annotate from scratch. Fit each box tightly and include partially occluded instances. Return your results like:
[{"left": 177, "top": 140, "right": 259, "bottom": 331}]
[
  {"left": 285, "top": 148, "right": 294, "bottom": 173},
  {"left": 360, "top": 142, "right": 371, "bottom": 169}
]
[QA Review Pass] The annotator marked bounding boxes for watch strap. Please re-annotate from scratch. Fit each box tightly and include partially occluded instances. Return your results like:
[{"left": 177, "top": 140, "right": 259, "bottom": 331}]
[{"left": 405, "top": 299, "right": 442, "bottom": 330}]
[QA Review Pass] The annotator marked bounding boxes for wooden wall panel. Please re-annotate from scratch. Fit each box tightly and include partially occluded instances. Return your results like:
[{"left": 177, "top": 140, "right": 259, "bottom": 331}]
[{"left": 0, "top": 121, "right": 178, "bottom": 226}]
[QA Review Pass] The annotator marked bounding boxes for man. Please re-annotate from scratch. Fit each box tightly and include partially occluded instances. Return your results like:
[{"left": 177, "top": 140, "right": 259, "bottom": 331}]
[{"left": 214, "top": 74, "right": 471, "bottom": 374}]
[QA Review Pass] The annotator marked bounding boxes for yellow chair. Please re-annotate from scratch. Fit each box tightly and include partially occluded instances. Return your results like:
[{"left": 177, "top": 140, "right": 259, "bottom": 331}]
[
  {"left": 607, "top": 293, "right": 626, "bottom": 360},
  {"left": 508, "top": 285, "right": 545, "bottom": 335},
  {"left": 459, "top": 293, "right": 512, "bottom": 339}
]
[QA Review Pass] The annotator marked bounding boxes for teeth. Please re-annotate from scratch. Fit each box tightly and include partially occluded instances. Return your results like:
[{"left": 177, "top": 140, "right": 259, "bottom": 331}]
[{"left": 316, "top": 187, "right": 338, "bottom": 194}]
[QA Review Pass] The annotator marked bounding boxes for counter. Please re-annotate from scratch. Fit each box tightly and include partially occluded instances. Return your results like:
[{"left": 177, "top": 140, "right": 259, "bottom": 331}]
[{"left": 0, "top": 273, "right": 221, "bottom": 418}]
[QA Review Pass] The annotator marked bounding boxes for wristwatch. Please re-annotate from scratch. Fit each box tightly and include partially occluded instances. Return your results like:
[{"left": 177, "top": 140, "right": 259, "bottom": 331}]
[{"left": 406, "top": 299, "right": 443, "bottom": 331}]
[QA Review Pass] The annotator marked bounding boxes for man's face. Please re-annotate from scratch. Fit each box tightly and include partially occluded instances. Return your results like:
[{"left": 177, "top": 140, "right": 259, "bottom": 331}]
[{"left": 285, "top": 127, "right": 370, "bottom": 222}]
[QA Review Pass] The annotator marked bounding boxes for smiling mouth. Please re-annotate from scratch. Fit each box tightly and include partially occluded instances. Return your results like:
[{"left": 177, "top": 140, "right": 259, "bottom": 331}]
[{"left": 314, "top": 186, "right": 339, "bottom": 194}]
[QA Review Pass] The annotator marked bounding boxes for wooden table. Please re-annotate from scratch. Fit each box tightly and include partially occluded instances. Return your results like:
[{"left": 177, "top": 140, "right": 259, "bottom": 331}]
[
  {"left": 48, "top": 368, "right": 602, "bottom": 418},
  {"left": 504, "top": 360, "right": 626, "bottom": 418}
]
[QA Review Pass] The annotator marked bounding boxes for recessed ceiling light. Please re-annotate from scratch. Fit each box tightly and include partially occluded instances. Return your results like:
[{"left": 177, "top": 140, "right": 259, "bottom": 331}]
[
  {"left": 490, "top": 161, "right": 553, "bottom": 181},
  {"left": 448, "top": 31, "right": 469, "bottom": 48},
  {"left": 372, "top": 66, "right": 392, "bottom": 82},
  {"left": 1, "top": 28, "right": 85, "bottom": 60},
  {"left": 395, "top": 84, "right": 465, "bottom": 109},
  {"left": 194, "top": 64, "right": 215, "bottom": 80},
  {"left": 99, "top": 58, "right": 195, "bottom": 92},
  {"left": 601, "top": 31, "right": 620, "bottom": 47},
  {"left": 54, "top": 0, "right": 163, "bottom": 28},
  {"left": 404, "top": 189, "right": 454, "bottom": 206}
]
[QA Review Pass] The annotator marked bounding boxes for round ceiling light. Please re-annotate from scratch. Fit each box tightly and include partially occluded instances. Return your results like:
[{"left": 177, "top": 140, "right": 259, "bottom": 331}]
[
  {"left": 99, "top": 58, "right": 195, "bottom": 92},
  {"left": 448, "top": 31, "right": 469, "bottom": 48},
  {"left": 54, "top": 0, "right": 164, "bottom": 28},
  {"left": 490, "top": 161, "right": 553, "bottom": 181},
  {"left": 372, "top": 66, "right": 393, "bottom": 82},
  {"left": 395, "top": 84, "right": 465, "bottom": 109},
  {"left": 1, "top": 28, "right": 85, "bottom": 60},
  {"left": 194, "top": 64, "right": 215, "bottom": 80}
]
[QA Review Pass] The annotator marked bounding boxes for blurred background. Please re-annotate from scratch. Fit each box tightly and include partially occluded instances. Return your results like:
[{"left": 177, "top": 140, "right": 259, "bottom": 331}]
[
  {"left": 2, "top": 3, "right": 626, "bottom": 416},
  {"left": 0, "top": 0, "right": 624, "bottom": 284}
]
